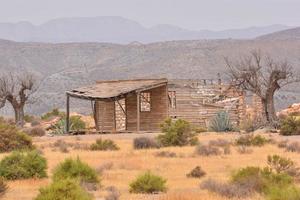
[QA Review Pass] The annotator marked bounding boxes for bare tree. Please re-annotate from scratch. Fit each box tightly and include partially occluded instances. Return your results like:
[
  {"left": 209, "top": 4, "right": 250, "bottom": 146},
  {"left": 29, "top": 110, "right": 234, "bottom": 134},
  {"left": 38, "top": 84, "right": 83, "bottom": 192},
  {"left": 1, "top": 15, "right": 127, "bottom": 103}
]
[
  {"left": 225, "top": 50, "right": 300, "bottom": 126},
  {"left": 0, "top": 72, "right": 36, "bottom": 126}
]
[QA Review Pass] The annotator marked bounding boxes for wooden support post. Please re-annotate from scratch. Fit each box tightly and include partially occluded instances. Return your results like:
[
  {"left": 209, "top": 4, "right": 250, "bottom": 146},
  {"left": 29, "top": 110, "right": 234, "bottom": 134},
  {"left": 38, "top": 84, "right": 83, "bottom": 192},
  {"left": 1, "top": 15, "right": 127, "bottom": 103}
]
[
  {"left": 66, "top": 94, "right": 70, "bottom": 134},
  {"left": 137, "top": 92, "right": 140, "bottom": 133}
]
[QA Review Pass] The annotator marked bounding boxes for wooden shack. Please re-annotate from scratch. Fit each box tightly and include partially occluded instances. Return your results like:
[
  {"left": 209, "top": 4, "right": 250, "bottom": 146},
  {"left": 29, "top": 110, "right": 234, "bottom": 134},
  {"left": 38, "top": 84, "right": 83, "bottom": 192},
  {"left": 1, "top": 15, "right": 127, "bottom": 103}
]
[
  {"left": 66, "top": 79, "right": 169, "bottom": 133},
  {"left": 66, "top": 78, "right": 246, "bottom": 133}
]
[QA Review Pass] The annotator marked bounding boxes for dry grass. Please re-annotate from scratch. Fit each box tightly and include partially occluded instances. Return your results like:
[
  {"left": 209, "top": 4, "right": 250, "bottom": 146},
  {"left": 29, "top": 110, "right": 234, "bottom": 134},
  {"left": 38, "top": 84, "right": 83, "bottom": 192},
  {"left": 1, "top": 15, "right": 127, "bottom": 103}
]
[{"left": 0, "top": 133, "right": 299, "bottom": 200}]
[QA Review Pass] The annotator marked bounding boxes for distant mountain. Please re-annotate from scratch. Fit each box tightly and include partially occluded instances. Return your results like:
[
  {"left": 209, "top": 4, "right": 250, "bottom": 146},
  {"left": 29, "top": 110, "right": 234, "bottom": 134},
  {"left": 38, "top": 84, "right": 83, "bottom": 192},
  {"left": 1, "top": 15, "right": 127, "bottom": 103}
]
[
  {"left": 257, "top": 27, "right": 300, "bottom": 40},
  {"left": 0, "top": 38, "right": 299, "bottom": 116},
  {"left": 0, "top": 16, "right": 292, "bottom": 43}
]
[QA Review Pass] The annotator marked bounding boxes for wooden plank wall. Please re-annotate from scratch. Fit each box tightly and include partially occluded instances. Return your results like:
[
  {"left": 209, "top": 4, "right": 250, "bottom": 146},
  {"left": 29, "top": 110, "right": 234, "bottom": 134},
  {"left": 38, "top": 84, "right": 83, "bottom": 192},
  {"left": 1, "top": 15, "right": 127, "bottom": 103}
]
[
  {"left": 168, "top": 80, "right": 245, "bottom": 128},
  {"left": 95, "top": 101, "right": 115, "bottom": 132},
  {"left": 126, "top": 85, "right": 168, "bottom": 131}
]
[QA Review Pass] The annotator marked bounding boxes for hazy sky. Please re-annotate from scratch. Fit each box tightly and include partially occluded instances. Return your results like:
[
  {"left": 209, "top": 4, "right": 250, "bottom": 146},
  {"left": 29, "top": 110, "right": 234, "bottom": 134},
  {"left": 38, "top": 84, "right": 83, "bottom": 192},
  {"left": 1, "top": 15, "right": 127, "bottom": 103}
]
[{"left": 0, "top": 0, "right": 299, "bottom": 30}]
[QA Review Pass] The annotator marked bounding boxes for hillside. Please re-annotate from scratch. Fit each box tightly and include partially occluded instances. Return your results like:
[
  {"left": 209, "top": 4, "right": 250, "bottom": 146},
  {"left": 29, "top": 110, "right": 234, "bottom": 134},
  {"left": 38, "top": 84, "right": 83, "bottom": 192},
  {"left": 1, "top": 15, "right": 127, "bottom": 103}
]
[
  {"left": 0, "top": 17, "right": 291, "bottom": 43},
  {"left": 0, "top": 38, "right": 299, "bottom": 115},
  {"left": 257, "top": 27, "right": 300, "bottom": 40}
]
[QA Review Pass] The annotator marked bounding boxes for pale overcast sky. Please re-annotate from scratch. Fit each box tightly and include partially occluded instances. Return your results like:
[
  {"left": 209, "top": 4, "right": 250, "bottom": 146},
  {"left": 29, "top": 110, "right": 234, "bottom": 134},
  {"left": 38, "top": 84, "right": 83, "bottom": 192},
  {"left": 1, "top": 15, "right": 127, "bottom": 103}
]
[{"left": 0, "top": 0, "right": 299, "bottom": 30}]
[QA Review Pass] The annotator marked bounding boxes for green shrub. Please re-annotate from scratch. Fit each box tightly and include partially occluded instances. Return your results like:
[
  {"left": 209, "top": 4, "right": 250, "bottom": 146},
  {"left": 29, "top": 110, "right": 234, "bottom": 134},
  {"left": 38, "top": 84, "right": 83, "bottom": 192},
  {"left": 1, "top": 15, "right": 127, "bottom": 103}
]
[
  {"left": 157, "top": 118, "right": 198, "bottom": 147},
  {"left": 41, "top": 108, "right": 65, "bottom": 121},
  {"left": 0, "top": 122, "right": 33, "bottom": 152},
  {"left": 267, "top": 155, "right": 294, "bottom": 174},
  {"left": 0, "top": 177, "right": 7, "bottom": 197},
  {"left": 186, "top": 166, "right": 206, "bottom": 178},
  {"left": 265, "top": 185, "right": 300, "bottom": 200},
  {"left": 53, "top": 157, "right": 99, "bottom": 184},
  {"left": 0, "top": 151, "right": 47, "bottom": 180},
  {"left": 24, "top": 115, "right": 35, "bottom": 123},
  {"left": 235, "top": 134, "right": 269, "bottom": 146},
  {"left": 133, "top": 137, "right": 159, "bottom": 149},
  {"left": 35, "top": 179, "right": 92, "bottom": 200},
  {"left": 129, "top": 171, "right": 167, "bottom": 193},
  {"left": 50, "top": 116, "right": 86, "bottom": 134},
  {"left": 209, "top": 111, "right": 233, "bottom": 132},
  {"left": 90, "top": 139, "right": 119, "bottom": 151},
  {"left": 280, "top": 116, "right": 300, "bottom": 136}
]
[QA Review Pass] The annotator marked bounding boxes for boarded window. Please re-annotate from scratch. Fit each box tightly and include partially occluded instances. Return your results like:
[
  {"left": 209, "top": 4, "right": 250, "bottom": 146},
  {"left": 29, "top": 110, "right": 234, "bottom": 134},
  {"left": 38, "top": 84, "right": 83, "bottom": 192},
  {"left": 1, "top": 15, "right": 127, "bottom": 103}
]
[
  {"left": 168, "top": 91, "right": 176, "bottom": 109},
  {"left": 140, "top": 92, "right": 151, "bottom": 112}
]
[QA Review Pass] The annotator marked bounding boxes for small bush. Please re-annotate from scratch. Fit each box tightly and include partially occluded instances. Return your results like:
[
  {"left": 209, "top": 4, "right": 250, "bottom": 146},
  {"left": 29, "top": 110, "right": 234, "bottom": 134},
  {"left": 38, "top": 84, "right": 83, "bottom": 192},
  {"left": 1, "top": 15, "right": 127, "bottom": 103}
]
[
  {"left": 158, "top": 118, "right": 198, "bottom": 147},
  {"left": 209, "top": 139, "right": 231, "bottom": 147},
  {"left": 266, "top": 185, "right": 300, "bottom": 200},
  {"left": 0, "top": 123, "right": 33, "bottom": 152},
  {"left": 209, "top": 111, "right": 233, "bottom": 132},
  {"left": 286, "top": 142, "right": 300, "bottom": 153},
  {"left": 267, "top": 155, "right": 294, "bottom": 173},
  {"left": 35, "top": 179, "right": 92, "bottom": 200},
  {"left": 27, "top": 127, "right": 46, "bottom": 137},
  {"left": 133, "top": 137, "right": 159, "bottom": 149},
  {"left": 280, "top": 116, "right": 300, "bottom": 136},
  {"left": 200, "top": 178, "right": 252, "bottom": 198},
  {"left": 24, "top": 115, "right": 35, "bottom": 123},
  {"left": 236, "top": 146, "right": 253, "bottom": 154},
  {"left": 105, "top": 186, "right": 120, "bottom": 200},
  {"left": 52, "top": 139, "right": 70, "bottom": 153},
  {"left": 235, "top": 134, "right": 269, "bottom": 146},
  {"left": 195, "top": 144, "right": 221, "bottom": 156},
  {"left": 277, "top": 140, "right": 288, "bottom": 148},
  {"left": 53, "top": 157, "right": 99, "bottom": 184},
  {"left": 0, "top": 177, "right": 7, "bottom": 197},
  {"left": 129, "top": 171, "right": 167, "bottom": 193},
  {"left": 31, "top": 120, "right": 41, "bottom": 127},
  {"left": 186, "top": 166, "right": 206, "bottom": 178},
  {"left": 41, "top": 108, "right": 65, "bottom": 121},
  {"left": 154, "top": 151, "right": 177, "bottom": 158},
  {"left": 0, "top": 151, "right": 47, "bottom": 180},
  {"left": 90, "top": 139, "right": 119, "bottom": 151}
]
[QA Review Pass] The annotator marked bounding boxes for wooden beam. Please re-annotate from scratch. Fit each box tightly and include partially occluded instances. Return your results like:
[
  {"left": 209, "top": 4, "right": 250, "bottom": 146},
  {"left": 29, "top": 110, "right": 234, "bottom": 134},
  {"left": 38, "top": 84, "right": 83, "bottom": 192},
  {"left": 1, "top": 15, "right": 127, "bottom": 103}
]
[
  {"left": 66, "top": 94, "right": 70, "bottom": 134},
  {"left": 136, "top": 92, "right": 140, "bottom": 133}
]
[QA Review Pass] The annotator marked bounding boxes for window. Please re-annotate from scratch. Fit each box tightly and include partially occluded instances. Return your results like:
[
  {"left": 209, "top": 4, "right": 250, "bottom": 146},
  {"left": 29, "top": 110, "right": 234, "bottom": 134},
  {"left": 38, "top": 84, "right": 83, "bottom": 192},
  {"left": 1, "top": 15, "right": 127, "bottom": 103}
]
[
  {"left": 168, "top": 91, "right": 176, "bottom": 109},
  {"left": 140, "top": 92, "right": 151, "bottom": 112}
]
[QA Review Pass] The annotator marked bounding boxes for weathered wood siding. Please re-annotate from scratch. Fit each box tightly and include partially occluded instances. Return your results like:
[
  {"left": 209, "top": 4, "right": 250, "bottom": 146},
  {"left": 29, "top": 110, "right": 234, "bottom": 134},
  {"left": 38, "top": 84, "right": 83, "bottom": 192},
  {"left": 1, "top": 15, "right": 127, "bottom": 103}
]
[
  {"left": 95, "top": 101, "right": 115, "bottom": 132},
  {"left": 168, "top": 80, "right": 245, "bottom": 128},
  {"left": 126, "top": 85, "right": 168, "bottom": 131}
]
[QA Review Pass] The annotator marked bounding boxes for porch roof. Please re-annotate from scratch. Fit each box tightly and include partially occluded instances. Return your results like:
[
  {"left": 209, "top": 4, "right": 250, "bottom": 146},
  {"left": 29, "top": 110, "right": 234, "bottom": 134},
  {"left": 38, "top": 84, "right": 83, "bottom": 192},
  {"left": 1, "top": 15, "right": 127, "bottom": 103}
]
[{"left": 66, "top": 78, "right": 168, "bottom": 100}]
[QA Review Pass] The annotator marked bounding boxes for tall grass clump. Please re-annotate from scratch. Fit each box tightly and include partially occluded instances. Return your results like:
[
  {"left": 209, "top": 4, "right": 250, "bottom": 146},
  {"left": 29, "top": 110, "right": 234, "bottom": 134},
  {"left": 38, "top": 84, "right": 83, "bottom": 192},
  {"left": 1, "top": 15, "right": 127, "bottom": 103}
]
[
  {"left": 41, "top": 108, "right": 65, "bottom": 121},
  {"left": 35, "top": 179, "right": 92, "bottom": 200},
  {"left": 129, "top": 171, "right": 167, "bottom": 193},
  {"left": 157, "top": 118, "right": 198, "bottom": 147},
  {"left": 209, "top": 111, "right": 233, "bottom": 132},
  {"left": 235, "top": 134, "right": 269, "bottom": 146},
  {"left": 0, "top": 150, "right": 47, "bottom": 180},
  {"left": 52, "top": 157, "right": 99, "bottom": 184},
  {"left": 0, "top": 122, "right": 33, "bottom": 152}
]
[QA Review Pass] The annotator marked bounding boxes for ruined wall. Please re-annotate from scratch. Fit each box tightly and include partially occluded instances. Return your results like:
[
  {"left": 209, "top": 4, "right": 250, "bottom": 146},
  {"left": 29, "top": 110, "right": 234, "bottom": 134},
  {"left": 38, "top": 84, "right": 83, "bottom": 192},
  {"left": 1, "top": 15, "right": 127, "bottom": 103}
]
[{"left": 168, "top": 80, "right": 246, "bottom": 128}]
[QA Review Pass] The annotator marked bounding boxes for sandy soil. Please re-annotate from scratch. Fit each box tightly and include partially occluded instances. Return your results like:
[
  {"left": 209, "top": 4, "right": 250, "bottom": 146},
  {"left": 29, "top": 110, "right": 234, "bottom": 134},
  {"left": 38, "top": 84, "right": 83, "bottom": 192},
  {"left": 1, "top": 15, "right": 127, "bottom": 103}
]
[{"left": 0, "top": 132, "right": 299, "bottom": 200}]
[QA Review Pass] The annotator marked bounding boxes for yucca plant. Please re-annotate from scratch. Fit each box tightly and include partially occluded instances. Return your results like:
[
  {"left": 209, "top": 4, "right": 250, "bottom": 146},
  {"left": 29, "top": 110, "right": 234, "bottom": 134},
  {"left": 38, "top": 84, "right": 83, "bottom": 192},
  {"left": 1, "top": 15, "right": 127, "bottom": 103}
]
[{"left": 209, "top": 111, "right": 233, "bottom": 132}]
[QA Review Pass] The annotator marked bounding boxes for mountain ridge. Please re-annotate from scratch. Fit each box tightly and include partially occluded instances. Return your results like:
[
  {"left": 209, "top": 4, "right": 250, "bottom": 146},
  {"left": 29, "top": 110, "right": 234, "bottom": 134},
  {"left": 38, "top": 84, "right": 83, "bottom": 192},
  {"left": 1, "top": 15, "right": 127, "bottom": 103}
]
[{"left": 0, "top": 16, "right": 292, "bottom": 44}]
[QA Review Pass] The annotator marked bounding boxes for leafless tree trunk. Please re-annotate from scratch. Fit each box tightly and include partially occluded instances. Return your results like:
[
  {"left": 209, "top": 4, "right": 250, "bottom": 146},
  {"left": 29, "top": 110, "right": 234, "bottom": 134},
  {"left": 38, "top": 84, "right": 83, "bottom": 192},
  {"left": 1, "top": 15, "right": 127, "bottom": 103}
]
[
  {"left": 225, "top": 50, "right": 300, "bottom": 126},
  {"left": 0, "top": 72, "right": 36, "bottom": 127}
]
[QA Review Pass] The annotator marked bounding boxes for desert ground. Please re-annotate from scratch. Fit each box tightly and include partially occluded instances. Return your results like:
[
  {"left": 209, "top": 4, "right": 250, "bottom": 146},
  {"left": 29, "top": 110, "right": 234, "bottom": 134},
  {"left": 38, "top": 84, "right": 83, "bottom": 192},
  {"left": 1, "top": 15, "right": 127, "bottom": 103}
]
[{"left": 1, "top": 132, "right": 299, "bottom": 200}]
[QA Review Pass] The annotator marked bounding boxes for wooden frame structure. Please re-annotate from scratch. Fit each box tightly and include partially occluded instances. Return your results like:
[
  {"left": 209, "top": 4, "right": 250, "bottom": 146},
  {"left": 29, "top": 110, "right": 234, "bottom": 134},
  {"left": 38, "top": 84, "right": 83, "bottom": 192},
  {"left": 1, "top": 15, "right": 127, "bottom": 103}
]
[{"left": 66, "top": 78, "right": 169, "bottom": 133}]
